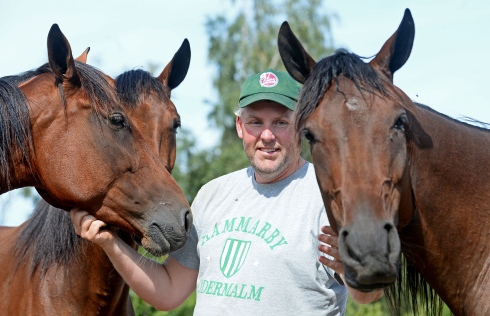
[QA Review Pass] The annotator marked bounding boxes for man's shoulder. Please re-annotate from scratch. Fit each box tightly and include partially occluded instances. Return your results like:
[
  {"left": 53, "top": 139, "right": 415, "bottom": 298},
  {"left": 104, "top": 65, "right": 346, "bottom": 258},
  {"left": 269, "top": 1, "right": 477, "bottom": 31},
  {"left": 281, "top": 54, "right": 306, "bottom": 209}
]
[
  {"left": 296, "top": 161, "right": 317, "bottom": 182},
  {"left": 291, "top": 161, "right": 323, "bottom": 196}
]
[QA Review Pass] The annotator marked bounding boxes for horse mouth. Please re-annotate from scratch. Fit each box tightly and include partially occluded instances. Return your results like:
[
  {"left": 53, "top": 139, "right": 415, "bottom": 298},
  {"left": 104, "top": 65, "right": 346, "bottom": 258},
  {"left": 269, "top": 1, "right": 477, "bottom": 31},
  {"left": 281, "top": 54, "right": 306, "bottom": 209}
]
[
  {"left": 133, "top": 223, "right": 187, "bottom": 257},
  {"left": 344, "top": 263, "right": 398, "bottom": 292}
]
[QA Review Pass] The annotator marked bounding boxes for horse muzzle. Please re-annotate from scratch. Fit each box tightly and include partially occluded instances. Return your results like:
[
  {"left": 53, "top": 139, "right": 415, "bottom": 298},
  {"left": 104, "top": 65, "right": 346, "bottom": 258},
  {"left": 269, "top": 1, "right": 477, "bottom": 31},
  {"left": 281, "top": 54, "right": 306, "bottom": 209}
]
[
  {"left": 338, "top": 219, "right": 400, "bottom": 291},
  {"left": 137, "top": 207, "right": 192, "bottom": 256}
]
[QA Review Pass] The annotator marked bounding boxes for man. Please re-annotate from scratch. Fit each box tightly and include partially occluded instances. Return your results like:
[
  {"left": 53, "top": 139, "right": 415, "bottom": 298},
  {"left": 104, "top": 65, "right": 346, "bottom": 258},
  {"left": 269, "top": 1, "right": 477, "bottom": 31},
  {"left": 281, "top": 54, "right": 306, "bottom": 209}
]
[{"left": 71, "top": 68, "right": 382, "bottom": 315}]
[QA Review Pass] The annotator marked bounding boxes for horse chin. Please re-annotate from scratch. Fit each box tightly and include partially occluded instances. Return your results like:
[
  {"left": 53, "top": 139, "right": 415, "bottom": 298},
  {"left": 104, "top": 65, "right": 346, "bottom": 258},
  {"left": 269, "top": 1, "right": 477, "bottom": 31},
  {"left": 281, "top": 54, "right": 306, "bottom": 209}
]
[
  {"left": 134, "top": 234, "right": 171, "bottom": 257},
  {"left": 344, "top": 263, "right": 398, "bottom": 292},
  {"left": 133, "top": 221, "right": 189, "bottom": 257}
]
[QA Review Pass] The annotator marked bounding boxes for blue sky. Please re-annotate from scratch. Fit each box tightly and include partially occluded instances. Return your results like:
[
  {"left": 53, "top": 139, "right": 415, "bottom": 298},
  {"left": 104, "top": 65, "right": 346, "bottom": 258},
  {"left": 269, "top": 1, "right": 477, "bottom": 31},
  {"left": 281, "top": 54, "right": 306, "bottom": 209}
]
[{"left": 1, "top": 0, "right": 488, "bottom": 225}]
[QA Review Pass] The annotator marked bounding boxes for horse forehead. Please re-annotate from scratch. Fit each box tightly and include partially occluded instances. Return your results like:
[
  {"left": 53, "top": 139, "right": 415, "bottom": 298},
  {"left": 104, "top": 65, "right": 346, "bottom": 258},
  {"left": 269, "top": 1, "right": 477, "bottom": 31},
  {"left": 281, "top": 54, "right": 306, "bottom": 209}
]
[
  {"left": 345, "top": 97, "right": 362, "bottom": 111},
  {"left": 325, "top": 83, "right": 396, "bottom": 122},
  {"left": 132, "top": 98, "right": 179, "bottom": 124}
]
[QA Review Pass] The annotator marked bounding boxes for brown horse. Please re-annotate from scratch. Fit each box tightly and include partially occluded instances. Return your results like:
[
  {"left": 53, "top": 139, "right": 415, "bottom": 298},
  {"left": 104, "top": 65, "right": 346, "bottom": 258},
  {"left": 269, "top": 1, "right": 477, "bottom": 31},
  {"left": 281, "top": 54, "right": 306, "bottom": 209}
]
[
  {"left": 278, "top": 9, "right": 489, "bottom": 316},
  {"left": 1, "top": 25, "right": 191, "bottom": 255},
  {"left": 0, "top": 39, "right": 191, "bottom": 315}
]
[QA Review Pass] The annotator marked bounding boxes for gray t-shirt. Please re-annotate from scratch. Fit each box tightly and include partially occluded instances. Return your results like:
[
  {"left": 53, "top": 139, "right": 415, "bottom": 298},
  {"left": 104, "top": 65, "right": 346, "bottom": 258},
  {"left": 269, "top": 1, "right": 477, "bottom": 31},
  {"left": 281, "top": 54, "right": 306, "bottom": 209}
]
[{"left": 171, "top": 162, "right": 347, "bottom": 315}]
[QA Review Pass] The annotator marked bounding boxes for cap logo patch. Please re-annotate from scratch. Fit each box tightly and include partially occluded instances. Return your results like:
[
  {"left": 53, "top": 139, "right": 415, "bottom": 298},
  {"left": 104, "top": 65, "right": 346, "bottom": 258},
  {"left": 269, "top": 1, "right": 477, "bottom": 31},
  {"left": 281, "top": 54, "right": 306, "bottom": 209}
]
[{"left": 259, "top": 72, "right": 278, "bottom": 88}]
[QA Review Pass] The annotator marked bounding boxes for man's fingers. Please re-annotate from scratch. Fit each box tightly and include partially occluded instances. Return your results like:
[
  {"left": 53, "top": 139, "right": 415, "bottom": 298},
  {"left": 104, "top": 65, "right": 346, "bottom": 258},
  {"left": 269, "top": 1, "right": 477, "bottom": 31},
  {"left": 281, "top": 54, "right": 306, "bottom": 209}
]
[
  {"left": 70, "top": 210, "right": 102, "bottom": 238},
  {"left": 70, "top": 209, "right": 88, "bottom": 234},
  {"left": 318, "top": 233, "right": 339, "bottom": 248},
  {"left": 319, "top": 244, "right": 341, "bottom": 261},
  {"left": 70, "top": 209, "right": 89, "bottom": 225},
  {"left": 88, "top": 219, "right": 107, "bottom": 237},
  {"left": 318, "top": 255, "right": 344, "bottom": 275},
  {"left": 321, "top": 225, "right": 337, "bottom": 236}
]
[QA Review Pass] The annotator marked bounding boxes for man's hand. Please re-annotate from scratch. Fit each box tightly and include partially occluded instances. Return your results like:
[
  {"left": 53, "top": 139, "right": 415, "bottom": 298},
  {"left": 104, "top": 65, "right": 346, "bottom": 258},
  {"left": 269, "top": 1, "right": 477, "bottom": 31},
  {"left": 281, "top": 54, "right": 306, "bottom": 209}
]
[
  {"left": 70, "top": 209, "right": 115, "bottom": 248},
  {"left": 318, "top": 225, "right": 344, "bottom": 276}
]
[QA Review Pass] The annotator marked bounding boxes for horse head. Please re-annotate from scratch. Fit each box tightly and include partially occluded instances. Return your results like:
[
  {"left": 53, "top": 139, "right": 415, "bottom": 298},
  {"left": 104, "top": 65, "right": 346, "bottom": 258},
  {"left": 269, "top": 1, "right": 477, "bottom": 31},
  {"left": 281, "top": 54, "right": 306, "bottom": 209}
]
[
  {"left": 278, "top": 9, "right": 417, "bottom": 291},
  {"left": 17, "top": 24, "right": 191, "bottom": 256},
  {"left": 115, "top": 39, "right": 190, "bottom": 173}
]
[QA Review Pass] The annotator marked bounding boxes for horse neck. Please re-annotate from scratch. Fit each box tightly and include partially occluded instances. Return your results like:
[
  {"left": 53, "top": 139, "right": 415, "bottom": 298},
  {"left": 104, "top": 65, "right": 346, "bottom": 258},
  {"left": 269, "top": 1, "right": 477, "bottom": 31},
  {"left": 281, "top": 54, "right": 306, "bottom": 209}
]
[
  {"left": 402, "top": 104, "right": 490, "bottom": 314},
  {"left": 62, "top": 233, "right": 136, "bottom": 315},
  {"left": 12, "top": 204, "right": 136, "bottom": 315},
  {"left": 0, "top": 148, "right": 37, "bottom": 194},
  {"left": 54, "top": 228, "right": 137, "bottom": 313}
]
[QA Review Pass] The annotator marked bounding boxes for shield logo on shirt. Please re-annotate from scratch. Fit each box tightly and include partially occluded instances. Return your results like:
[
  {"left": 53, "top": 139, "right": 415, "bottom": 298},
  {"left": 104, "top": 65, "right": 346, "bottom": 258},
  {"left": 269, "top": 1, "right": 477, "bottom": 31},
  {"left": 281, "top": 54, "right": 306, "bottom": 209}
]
[{"left": 220, "top": 238, "right": 252, "bottom": 278}]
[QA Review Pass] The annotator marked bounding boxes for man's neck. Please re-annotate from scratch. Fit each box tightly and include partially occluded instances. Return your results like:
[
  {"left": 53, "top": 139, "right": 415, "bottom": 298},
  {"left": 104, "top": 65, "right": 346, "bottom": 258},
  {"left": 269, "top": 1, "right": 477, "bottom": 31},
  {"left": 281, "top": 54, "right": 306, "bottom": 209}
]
[{"left": 254, "top": 157, "right": 306, "bottom": 184}]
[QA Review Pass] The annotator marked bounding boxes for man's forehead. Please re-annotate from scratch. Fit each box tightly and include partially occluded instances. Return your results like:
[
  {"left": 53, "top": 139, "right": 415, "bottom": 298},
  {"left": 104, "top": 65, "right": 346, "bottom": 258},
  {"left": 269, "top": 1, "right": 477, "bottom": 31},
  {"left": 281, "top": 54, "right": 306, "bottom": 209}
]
[{"left": 242, "top": 101, "right": 293, "bottom": 118}]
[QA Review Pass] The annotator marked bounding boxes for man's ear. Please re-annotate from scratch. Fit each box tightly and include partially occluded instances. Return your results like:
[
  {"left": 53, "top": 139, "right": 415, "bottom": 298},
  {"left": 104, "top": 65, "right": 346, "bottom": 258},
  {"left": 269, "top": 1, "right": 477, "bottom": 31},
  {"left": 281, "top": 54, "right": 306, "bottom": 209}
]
[{"left": 236, "top": 116, "right": 244, "bottom": 139}]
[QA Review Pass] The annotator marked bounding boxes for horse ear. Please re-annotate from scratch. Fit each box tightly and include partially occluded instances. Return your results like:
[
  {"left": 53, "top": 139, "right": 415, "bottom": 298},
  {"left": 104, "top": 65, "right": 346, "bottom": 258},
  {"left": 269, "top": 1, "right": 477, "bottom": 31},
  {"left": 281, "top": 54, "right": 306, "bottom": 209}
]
[
  {"left": 277, "top": 21, "right": 316, "bottom": 84},
  {"left": 75, "top": 47, "right": 90, "bottom": 63},
  {"left": 157, "top": 39, "right": 191, "bottom": 91},
  {"left": 47, "top": 24, "right": 81, "bottom": 87},
  {"left": 369, "top": 9, "right": 415, "bottom": 81}
]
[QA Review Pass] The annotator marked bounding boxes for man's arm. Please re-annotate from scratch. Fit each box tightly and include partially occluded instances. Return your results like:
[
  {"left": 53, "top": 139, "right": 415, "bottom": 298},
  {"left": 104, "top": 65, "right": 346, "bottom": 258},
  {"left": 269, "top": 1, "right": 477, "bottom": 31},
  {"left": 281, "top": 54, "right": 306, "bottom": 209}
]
[
  {"left": 70, "top": 210, "right": 198, "bottom": 311},
  {"left": 318, "top": 225, "right": 383, "bottom": 304}
]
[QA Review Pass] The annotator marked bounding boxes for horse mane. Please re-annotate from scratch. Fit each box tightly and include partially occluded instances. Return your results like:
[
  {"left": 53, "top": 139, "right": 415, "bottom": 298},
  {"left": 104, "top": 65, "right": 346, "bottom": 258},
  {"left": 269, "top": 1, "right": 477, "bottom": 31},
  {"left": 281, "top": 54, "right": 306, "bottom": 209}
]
[
  {"left": 72, "top": 61, "right": 120, "bottom": 114},
  {"left": 115, "top": 68, "right": 169, "bottom": 109},
  {"left": 413, "top": 101, "right": 490, "bottom": 132},
  {"left": 384, "top": 255, "right": 445, "bottom": 316},
  {"left": 13, "top": 200, "right": 88, "bottom": 277},
  {"left": 7, "top": 61, "right": 119, "bottom": 113},
  {"left": 296, "top": 48, "right": 490, "bottom": 135},
  {"left": 0, "top": 78, "right": 33, "bottom": 190},
  {"left": 296, "top": 48, "right": 388, "bottom": 130}
]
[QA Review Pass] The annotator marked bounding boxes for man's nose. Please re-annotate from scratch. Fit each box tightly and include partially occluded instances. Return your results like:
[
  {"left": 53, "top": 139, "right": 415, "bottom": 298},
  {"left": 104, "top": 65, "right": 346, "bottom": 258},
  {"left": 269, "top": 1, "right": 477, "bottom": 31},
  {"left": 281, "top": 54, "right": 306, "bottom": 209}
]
[{"left": 260, "top": 128, "right": 275, "bottom": 141}]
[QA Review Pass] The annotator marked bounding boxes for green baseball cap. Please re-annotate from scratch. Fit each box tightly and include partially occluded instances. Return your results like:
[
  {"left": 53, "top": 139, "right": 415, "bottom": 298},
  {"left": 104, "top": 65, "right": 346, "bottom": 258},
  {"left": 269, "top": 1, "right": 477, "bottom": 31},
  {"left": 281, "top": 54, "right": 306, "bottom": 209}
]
[{"left": 238, "top": 68, "right": 301, "bottom": 110}]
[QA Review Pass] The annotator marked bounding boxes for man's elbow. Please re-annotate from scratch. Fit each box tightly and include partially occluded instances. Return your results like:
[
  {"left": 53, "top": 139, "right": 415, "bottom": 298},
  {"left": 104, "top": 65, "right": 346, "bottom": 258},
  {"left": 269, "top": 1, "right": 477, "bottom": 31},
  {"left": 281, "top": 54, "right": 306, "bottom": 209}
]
[{"left": 153, "top": 300, "right": 182, "bottom": 312}]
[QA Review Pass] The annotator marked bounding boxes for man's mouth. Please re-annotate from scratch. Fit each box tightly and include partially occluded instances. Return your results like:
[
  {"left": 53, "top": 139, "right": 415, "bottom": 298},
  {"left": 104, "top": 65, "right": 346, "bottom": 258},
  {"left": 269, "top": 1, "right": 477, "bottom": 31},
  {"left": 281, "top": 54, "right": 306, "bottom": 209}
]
[{"left": 260, "top": 148, "right": 279, "bottom": 154}]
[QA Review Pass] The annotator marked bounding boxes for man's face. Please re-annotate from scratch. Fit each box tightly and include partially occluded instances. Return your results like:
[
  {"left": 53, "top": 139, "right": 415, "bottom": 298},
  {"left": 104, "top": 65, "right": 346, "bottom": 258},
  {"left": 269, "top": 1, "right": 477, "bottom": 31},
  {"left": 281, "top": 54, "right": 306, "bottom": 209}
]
[{"left": 236, "top": 100, "right": 300, "bottom": 183}]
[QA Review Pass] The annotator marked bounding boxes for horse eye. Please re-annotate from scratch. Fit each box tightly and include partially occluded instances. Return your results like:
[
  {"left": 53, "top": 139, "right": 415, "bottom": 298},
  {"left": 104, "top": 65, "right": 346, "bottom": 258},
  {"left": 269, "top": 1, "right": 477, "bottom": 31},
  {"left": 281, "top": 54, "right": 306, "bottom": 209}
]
[
  {"left": 172, "top": 120, "right": 181, "bottom": 134},
  {"left": 393, "top": 115, "right": 408, "bottom": 131},
  {"left": 109, "top": 112, "right": 126, "bottom": 128},
  {"left": 303, "top": 129, "right": 316, "bottom": 144}
]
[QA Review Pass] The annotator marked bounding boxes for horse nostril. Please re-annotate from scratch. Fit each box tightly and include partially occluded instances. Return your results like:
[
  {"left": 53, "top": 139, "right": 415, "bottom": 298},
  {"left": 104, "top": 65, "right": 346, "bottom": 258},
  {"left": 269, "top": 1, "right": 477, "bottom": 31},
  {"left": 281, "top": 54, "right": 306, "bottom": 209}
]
[{"left": 384, "top": 222, "right": 394, "bottom": 232}]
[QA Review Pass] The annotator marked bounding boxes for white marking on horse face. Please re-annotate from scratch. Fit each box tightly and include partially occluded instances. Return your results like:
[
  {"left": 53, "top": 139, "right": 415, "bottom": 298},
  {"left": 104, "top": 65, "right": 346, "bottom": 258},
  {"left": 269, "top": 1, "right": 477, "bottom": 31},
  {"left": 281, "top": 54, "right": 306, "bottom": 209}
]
[{"left": 346, "top": 98, "right": 360, "bottom": 111}]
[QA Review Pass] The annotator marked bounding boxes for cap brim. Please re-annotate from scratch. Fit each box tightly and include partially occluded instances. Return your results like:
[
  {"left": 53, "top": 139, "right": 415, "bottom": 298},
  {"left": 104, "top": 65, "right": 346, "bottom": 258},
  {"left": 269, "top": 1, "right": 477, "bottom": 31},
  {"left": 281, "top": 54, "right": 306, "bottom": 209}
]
[{"left": 239, "top": 92, "right": 296, "bottom": 110}]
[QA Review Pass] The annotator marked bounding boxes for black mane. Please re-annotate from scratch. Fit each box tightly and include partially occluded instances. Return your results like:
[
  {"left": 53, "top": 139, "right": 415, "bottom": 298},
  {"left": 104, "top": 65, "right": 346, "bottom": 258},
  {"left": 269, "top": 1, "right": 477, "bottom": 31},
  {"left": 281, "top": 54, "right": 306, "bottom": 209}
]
[
  {"left": 296, "top": 49, "right": 387, "bottom": 130},
  {"left": 115, "top": 68, "right": 169, "bottom": 109},
  {"left": 74, "top": 61, "right": 120, "bottom": 112},
  {"left": 14, "top": 200, "right": 87, "bottom": 276},
  {"left": 0, "top": 78, "right": 33, "bottom": 190}
]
